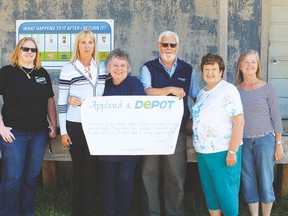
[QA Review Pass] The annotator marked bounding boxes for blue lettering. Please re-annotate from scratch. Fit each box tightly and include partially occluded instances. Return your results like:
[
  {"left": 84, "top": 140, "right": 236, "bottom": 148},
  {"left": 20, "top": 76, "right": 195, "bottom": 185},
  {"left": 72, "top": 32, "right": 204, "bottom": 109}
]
[
  {"left": 151, "top": 100, "right": 159, "bottom": 108},
  {"left": 135, "top": 100, "right": 143, "bottom": 109},
  {"left": 134, "top": 100, "right": 175, "bottom": 109}
]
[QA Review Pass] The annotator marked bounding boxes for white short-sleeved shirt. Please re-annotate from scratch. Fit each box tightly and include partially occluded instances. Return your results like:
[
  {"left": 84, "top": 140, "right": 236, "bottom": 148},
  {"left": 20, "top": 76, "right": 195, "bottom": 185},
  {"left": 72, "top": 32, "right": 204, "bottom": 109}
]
[{"left": 191, "top": 80, "right": 243, "bottom": 154}]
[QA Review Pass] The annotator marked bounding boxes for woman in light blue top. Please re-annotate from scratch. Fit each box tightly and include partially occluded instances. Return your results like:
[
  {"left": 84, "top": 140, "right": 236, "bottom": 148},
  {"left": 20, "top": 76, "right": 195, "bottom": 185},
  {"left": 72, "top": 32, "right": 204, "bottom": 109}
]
[{"left": 235, "top": 50, "right": 284, "bottom": 216}]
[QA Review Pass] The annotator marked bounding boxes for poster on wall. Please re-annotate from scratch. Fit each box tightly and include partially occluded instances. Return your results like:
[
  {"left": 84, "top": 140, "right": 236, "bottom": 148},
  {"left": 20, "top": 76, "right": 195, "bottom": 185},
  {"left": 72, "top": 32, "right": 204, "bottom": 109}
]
[{"left": 16, "top": 19, "right": 114, "bottom": 69}]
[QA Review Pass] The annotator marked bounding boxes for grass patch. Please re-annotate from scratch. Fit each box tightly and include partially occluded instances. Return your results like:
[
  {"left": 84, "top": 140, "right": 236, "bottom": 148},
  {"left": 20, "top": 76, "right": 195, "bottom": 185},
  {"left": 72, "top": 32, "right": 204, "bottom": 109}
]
[
  {"left": 34, "top": 163, "right": 288, "bottom": 216},
  {"left": 35, "top": 186, "right": 72, "bottom": 216},
  {"left": 35, "top": 185, "right": 288, "bottom": 216}
]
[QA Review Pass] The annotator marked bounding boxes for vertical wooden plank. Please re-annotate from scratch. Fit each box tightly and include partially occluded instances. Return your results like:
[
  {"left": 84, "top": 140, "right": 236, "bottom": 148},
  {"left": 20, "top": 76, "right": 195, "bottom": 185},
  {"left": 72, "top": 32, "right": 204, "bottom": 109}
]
[
  {"left": 218, "top": 0, "right": 228, "bottom": 80},
  {"left": 274, "top": 164, "right": 283, "bottom": 195},
  {"left": 260, "top": 0, "right": 270, "bottom": 81},
  {"left": 41, "top": 161, "right": 57, "bottom": 189},
  {"left": 282, "top": 164, "right": 288, "bottom": 195}
]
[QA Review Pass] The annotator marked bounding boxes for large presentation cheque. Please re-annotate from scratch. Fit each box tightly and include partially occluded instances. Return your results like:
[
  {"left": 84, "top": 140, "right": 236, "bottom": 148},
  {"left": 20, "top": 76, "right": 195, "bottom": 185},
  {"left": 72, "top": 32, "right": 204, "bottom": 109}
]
[{"left": 81, "top": 96, "right": 184, "bottom": 155}]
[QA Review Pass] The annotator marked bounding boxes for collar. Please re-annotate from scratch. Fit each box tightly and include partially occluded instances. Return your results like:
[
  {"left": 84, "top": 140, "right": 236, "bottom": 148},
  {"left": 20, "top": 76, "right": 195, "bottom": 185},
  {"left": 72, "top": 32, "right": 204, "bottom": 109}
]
[
  {"left": 74, "top": 59, "right": 97, "bottom": 71},
  {"left": 158, "top": 58, "right": 178, "bottom": 76}
]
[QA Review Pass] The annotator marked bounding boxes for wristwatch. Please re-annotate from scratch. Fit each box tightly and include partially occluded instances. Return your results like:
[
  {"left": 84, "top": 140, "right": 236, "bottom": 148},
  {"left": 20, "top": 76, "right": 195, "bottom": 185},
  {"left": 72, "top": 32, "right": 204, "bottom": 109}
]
[
  {"left": 228, "top": 150, "right": 236, "bottom": 154},
  {"left": 275, "top": 140, "right": 282, "bottom": 145}
]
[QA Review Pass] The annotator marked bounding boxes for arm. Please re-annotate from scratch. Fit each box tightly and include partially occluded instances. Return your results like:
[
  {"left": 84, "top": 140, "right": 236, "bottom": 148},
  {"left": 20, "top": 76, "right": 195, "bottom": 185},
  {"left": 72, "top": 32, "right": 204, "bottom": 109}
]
[
  {"left": 274, "top": 132, "right": 284, "bottom": 161},
  {"left": 140, "top": 65, "right": 186, "bottom": 98},
  {"left": 61, "top": 134, "right": 72, "bottom": 148},
  {"left": 47, "top": 97, "right": 57, "bottom": 139},
  {"left": 67, "top": 96, "right": 83, "bottom": 107},
  {"left": 58, "top": 65, "right": 73, "bottom": 147},
  {"left": 0, "top": 71, "right": 15, "bottom": 142},
  {"left": 188, "top": 68, "right": 200, "bottom": 101},
  {"left": 226, "top": 114, "right": 245, "bottom": 166},
  {"left": 267, "top": 84, "right": 284, "bottom": 161},
  {"left": 0, "top": 113, "right": 15, "bottom": 143},
  {"left": 0, "top": 96, "right": 15, "bottom": 142},
  {"left": 145, "top": 86, "right": 186, "bottom": 98}
]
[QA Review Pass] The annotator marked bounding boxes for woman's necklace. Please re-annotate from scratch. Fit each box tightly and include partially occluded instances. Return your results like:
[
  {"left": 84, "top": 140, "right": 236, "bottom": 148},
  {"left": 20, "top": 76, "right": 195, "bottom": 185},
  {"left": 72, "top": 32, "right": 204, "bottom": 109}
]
[
  {"left": 20, "top": 67, "right": 34, "bottom": 79},
  {"left": 84, "top": 66, "right": 92, "bottom": 79}
]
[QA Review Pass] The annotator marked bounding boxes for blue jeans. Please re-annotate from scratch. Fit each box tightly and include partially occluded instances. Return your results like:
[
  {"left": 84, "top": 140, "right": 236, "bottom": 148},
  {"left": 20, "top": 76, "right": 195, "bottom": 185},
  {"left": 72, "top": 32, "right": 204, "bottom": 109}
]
[
  {"left": 0, "top": 129, "right": 48, "bottom": 216},
  {"left": 102, "top": 159, "right": 139, "bottom": 216},
  {"left": 241, "top": 134, "right": 275, "bottom": 204}
]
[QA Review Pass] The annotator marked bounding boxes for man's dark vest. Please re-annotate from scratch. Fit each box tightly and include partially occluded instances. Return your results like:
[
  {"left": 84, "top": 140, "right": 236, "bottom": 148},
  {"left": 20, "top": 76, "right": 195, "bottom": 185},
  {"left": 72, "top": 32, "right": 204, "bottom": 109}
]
[{"left": 144, "top": 58, "right": 192, "bottom": 132}]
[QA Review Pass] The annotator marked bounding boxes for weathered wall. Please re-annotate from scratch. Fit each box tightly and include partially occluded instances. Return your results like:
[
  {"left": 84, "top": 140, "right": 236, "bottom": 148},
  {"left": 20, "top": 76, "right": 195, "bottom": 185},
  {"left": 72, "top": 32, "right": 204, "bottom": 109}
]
[
  {"left": 0, "top": 0, "right": 264, "bottom": 187},
  {"left": 0, "top": 0, "right": 261, "bottom": 87},
  {"left": 227, "top": 0, "right": 261, "bottom": 82}
]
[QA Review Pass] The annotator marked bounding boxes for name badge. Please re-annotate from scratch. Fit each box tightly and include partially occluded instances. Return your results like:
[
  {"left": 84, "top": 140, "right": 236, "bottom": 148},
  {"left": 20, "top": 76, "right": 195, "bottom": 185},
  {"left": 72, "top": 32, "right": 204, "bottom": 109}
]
[
  {"left": 35, "top": 76, "right": 47, "bottom": 84},
  {"left": 178, "top": 77, "right": 186, "bottom": 82}
]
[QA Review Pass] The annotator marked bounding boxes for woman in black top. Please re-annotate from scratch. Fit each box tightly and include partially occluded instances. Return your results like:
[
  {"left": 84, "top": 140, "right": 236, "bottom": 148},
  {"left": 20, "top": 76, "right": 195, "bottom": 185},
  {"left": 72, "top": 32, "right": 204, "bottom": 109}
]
[{"left": 0, "top": 37, "right": 57, "bottom": 216}]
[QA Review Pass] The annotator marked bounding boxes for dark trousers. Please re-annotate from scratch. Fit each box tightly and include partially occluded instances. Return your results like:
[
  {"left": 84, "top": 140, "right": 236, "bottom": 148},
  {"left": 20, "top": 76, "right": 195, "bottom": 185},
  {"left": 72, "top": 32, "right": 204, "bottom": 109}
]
[
  {"left": 142, "top": 133, "right": 187, "bottom": 216},
  {"left": 102, "top": 160, "right": 138, "bottom": 216},
  {"left": 67, "top": 121, "right": 99, "bottom": 216}
]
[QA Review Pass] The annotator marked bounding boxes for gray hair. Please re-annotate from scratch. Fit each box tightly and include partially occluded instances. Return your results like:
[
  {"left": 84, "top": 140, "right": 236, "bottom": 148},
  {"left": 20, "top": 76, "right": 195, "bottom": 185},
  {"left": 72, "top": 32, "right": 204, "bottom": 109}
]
[
  {"left": 105, "top": 48, "right": 131, "bottom": 72},
  {"left": 158, "top": 31, "right": 179, "bottom": 44}
]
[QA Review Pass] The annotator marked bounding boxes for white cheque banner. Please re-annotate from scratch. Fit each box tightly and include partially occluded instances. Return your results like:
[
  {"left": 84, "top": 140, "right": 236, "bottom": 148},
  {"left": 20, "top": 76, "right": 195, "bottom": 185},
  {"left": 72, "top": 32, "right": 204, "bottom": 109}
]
[{"left": 81, "top": 96, "right": 184, "bottom": 155}]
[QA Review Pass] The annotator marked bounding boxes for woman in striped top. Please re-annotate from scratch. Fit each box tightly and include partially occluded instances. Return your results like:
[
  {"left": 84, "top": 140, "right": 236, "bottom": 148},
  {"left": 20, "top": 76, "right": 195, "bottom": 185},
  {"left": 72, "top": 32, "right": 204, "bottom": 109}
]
[
  {"left": 235, "top": 50, "right": 284, "bottom": 216},
  {"left": 58, "top": 30, "right": 107, "bottom": 216}
]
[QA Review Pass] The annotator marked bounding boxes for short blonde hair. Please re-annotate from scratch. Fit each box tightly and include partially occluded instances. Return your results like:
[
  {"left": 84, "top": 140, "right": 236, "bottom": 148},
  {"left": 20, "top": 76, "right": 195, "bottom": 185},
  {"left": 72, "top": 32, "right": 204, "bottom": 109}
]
[
  {"left": 70, "top": 30, "right": 99, "bottom": 64},
  {"left": 10, "top": 37, "right": 42, "bottom": 69}
]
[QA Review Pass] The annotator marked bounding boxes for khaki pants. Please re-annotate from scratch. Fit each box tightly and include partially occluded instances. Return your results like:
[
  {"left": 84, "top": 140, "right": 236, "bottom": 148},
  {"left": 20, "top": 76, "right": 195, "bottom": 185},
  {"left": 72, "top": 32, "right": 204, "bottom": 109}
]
[{"left": 141, "top": 133, "right": 187, "bottom": 216}]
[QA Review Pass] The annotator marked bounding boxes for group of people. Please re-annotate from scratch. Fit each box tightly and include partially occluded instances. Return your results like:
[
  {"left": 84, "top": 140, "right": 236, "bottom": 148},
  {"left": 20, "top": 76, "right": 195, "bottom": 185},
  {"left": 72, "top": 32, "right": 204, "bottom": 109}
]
[
  {"left": 0, "top": 29, "right": 284, "bottom": 216},
  {"left": 192, "top": 50, "right": 284, "bottom": 216}
]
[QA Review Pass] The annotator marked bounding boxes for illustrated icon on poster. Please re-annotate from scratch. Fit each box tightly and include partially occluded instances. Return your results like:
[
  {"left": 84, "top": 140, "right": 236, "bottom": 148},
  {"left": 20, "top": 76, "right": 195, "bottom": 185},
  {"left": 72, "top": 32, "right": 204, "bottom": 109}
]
[{"left": 48, "top": 53, "right": 55, "bottom": 60}]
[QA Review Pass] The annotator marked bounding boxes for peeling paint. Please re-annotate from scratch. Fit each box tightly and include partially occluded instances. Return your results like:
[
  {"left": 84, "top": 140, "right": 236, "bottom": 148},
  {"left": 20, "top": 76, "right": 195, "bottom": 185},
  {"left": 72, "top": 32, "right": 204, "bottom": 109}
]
[
  {"left": 0, "top": 0, "right": 261, "bottom": 88},
  {"left": 227, "top": 0, "right": 261, "bottom": 83},
  {"left": 194, "top": 0, "right": 218, "bottom": 19},
  {"left": 232, "top": 0, "right": 256, "bottom": 21}
]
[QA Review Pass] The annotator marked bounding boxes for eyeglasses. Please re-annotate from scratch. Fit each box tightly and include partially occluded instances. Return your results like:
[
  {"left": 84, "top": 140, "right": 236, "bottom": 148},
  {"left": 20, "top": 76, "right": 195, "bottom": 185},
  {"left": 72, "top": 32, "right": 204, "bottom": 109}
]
[
  {"left": 161, "top": 43, "right": 178, "bottom": 48},
  {"left": 21, "top": 47, "right": 38, "bottom": 53}
]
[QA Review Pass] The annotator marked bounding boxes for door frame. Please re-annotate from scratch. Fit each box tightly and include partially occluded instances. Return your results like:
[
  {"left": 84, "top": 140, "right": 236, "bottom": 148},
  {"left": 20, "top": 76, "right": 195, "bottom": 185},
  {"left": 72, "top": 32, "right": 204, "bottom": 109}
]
[{"left": 260, "top": 0, "right": 270, "bottom": 81}]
